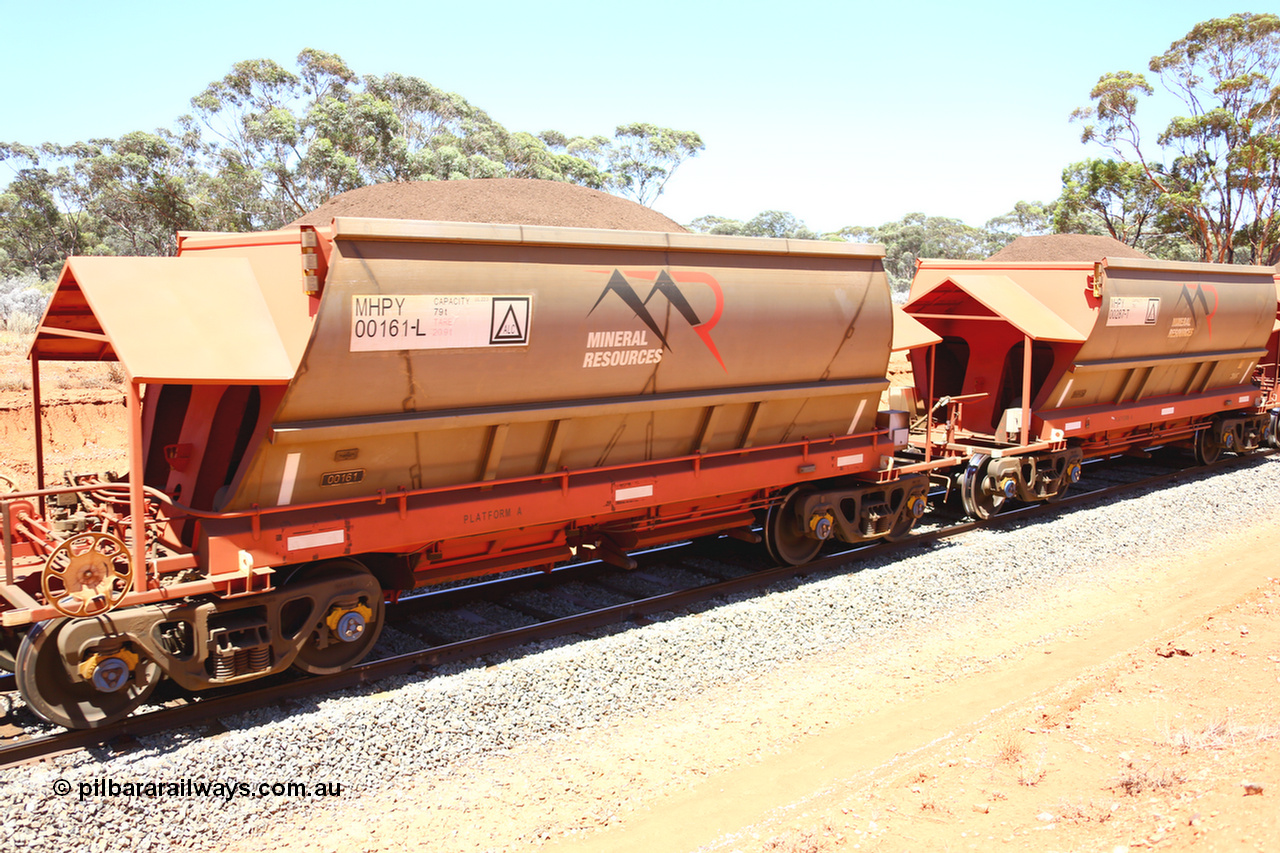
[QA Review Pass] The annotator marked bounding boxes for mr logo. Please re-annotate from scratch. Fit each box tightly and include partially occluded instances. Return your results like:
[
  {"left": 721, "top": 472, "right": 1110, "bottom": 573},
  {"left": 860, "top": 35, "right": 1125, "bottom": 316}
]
[
  {"left": 588, "top": 270, "right": 726, "bottom": 370},
  {"left": 1173, "top": 283, "right": 1219, "bottom": 336}
]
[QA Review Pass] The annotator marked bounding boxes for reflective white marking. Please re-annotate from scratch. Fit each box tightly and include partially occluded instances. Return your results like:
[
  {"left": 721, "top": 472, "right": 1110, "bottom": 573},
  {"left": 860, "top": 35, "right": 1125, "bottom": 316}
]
[
  {"left": 277, "top": 452, "right": 301, "bottom": 506},
  {"left": 287, "top": 529, "right": 345, "bottom": 551},
  {"left": 845, "top": 399, "right": 868, "bottom": 435},
  {"left": 1161, "top": 407, "right": 1175, "bottom": 416},
  {"left": 1065, "top": 421, "right": 1082, "bottom": 431},
  {"left": 615, "top": 485, "right": 653, "bottom": 502},
  {"left": 836, "top": 454, "right": 865, "bottom": 468},
  {"left": 1055, "top": 378, "right": 1074, "bottom": 408}
]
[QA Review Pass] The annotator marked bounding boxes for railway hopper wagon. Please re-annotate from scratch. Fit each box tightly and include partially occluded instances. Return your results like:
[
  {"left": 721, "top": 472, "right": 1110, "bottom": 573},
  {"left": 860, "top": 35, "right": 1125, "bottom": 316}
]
[
  {"left": 898, "top": 256, "right": 1280, "bottom": 519},
  {"left": 1256, "top": 270, "right": 1280, "bottom": 420},
  {"left": 0, "top": 219, "right": 932, "bottom": 728}
]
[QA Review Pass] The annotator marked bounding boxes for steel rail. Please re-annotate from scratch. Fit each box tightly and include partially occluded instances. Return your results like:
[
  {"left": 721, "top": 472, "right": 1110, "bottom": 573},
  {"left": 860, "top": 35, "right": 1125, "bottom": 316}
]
[{"left": 0, "top": 450, "right": 1269, "bottom": 769}]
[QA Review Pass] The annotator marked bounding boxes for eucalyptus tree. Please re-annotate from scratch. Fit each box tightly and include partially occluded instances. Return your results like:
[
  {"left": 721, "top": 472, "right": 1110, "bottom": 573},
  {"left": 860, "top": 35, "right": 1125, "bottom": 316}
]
[
  {"left": 1072, "top": 12, "right": 1280, "bottom": 264},
  {"left": 55, "top": 129, "right": 205, "bottom": 257},
  {"left": 984, "top": 200, "right": 1054, "bottom": 243},
  {"left": 685, "top": 211, "right": 817, "bottom": 239},
  {"left": 190, "top": 49, "right": 378, "bottom": 226},
  {"left": 607, "top": 123, "right": 704, "bottom": 205},
  {"left": 189, "top": 50, "right": 692, "bottom": 221},
  {"left": 1054, "top": 159, "right": 1163, "bottom": 245},
  {"left": 537, "top": 131, "right": 614, "bottom": 190},
  {"left": 835, "top": 213, "right": 997, "bottom": 295},
  {"left": 686, "top": 214, "right": 750, "bottom": 235},
  {"left": 0, "top": 143, "right": 99, "bottom": 279},
  {"left": 2, "top": 48, "right": 706, "bottom": 272},
  {"left": 1053, "top": 158, "right": 1200, "bottom": 259}
]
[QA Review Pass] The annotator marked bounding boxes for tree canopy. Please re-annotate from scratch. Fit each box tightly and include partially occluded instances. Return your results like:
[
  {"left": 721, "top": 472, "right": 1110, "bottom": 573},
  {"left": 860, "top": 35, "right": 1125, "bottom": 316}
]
[
  {"left": 687, "top": 204, "right": 1046, "bottom": 296},
  {"left": 1072, "top": 12, "right": 1280, "bottom": 264},
  {"left": 836, "top": 211, "right": 1030, "bottom": 294},
  {"left": 686, "top": 210, "right": 819, "bottom": 240},
  {"left": 5, "top": 15, "right": 1274, "bottom": 293},
  {"left": 0, "top": 49, "right": 703, "bottom": 280}
]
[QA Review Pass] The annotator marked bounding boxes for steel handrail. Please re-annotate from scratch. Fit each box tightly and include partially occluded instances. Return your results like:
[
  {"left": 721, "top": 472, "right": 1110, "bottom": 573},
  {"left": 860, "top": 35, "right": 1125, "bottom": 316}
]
[{"left": 0, "top": 426, "right": 898, "bottom": 582}]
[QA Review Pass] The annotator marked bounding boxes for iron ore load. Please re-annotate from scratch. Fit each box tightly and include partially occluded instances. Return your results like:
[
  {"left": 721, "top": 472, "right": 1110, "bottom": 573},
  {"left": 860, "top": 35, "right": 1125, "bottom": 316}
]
[
  {"left": 896, "top": 241, "right": 1280, "bottom": 519},
  {"left": 1, "top": 199, "right": 932, "bottom": 728}
]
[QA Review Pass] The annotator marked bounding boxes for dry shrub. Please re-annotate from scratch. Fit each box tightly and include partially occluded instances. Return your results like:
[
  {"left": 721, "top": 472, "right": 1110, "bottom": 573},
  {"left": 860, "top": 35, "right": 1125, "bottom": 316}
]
[
  {"left": 1056, "top": 799, "right": 1113, "bottom": 824},
  {"left": 1168, "top": 712, "right": 1280, "bottom": 752},
  {"left": 919, "top": 797, "right": 950, "bottom": 816},
  {"left": 48, "top": 362, "right": 126, "bottom": 391},
  {"left": 1018, "top": 758, "right": 1047, "bottom": 787},
  {"left": 762, "top": 823, "right": 842, "bottom": 853},
  {"left": 0, "top": 374, "right": 28, "bottom": 393},
  {"left": 0, "top": 329, "right": 31, "bottom": 357},
  {"left": 991, "top": 728, "right": 1047, "bottom": 786},
  {"left": 1112, "top": 761, "right": 1185, "bottom": 796},
  {"left": 994, "top": 729, "right": 1025, "bottom": 765}
]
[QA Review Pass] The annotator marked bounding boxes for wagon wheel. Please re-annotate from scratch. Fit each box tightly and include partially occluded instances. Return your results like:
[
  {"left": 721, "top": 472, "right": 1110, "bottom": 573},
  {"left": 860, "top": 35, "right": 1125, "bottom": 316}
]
[
  {"left": 1041, "top": 464, "right": 1067, "bottom": 505},
  {"left": 40, "top": 532, "right": 133, "bottom": 618},
  {"left": 764, "top": 487, "right": 823, "bottom": 566},
  {"left": 0, "top": 627, "right": 21, "bottom": 673},
  {"left": 1194, "top": 426, "right": 1224, "bottom": 466},
  {"left": 15, "top": 619, "right": 162, "bottom": 729},
  {"left": 287, "top": 561, "right": 385, "bottom": 675},
  {"left": 960, "top": 454, "right": 1005, "bottom": 521},
  {"left": 1045, "top": 459, "right": 1082, "bottom": 505},
  {"left": 884, "top": 488, "right": 928, "bottom": 542}
]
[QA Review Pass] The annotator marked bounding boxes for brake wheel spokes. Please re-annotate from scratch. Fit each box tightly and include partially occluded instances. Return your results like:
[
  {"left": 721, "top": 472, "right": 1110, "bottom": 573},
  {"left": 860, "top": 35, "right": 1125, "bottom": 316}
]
[{"left": 41, "top": 532, "right": 133, "bottom": 618}]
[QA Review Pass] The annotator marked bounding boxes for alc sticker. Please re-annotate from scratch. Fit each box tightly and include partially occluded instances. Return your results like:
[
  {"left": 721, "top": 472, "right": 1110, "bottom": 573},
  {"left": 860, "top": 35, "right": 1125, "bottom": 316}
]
[
  {"left": 1106, "top": 296, "right": 1160, "bottom": 327},
  {"left": 350, "top": 295, "right": 531, "bottom": 351}
]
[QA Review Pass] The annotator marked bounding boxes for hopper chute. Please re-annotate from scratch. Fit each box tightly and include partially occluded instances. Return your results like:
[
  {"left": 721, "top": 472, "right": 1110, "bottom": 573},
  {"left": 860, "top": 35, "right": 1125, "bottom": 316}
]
[
  {"left": 891, "top": 305, "right": 942, "bottom": 352},
  {"left": 30, "top": 256, "right": 293, "bottom": 384},
  {"left": 904, "top": 274, "right": 1088, "bottom": 344}
]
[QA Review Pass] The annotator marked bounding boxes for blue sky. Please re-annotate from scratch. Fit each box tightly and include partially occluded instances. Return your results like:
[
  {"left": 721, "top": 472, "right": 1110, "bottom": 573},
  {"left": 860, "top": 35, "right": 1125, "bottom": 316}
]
[{"left": 0, "top": 1, "right": 1256, "bottom": 232}]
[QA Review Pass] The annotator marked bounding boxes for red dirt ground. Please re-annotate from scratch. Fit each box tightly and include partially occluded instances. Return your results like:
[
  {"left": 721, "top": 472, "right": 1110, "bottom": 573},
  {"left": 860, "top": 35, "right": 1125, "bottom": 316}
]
[{"left": 0, "top": 354, "right": 127, "bottom": 490}]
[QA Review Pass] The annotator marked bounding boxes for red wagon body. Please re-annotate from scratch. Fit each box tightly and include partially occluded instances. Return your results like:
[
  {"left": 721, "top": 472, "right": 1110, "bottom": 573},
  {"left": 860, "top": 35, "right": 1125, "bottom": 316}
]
[
  {"left": 898, "top": 256, "right": 1279, "bottom": 517},
  {"left": 1, "top": 218, "right": 929, "bottom": 727}
]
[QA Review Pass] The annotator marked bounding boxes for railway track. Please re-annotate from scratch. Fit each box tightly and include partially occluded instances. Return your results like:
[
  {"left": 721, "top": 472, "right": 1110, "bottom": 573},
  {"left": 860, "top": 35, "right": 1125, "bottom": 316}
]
[{"left": 0, "top": 449, "right": 1266, "bottom": 768}]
